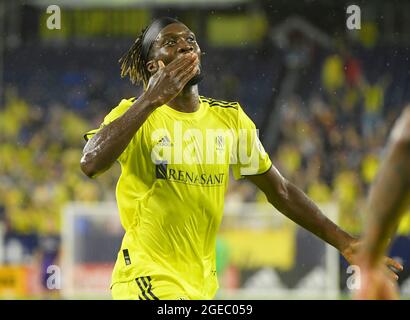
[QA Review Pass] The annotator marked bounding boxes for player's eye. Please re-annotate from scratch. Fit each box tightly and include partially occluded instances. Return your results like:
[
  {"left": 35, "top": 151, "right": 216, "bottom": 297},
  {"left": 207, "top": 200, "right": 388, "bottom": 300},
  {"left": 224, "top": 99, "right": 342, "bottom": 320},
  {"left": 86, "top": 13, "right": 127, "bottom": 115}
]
[
  {"left": 165, "top": 39, "right": 176, "bottom": 46},
  {"left": 187, "top": 36, "right": 196, "bottom": 43}
]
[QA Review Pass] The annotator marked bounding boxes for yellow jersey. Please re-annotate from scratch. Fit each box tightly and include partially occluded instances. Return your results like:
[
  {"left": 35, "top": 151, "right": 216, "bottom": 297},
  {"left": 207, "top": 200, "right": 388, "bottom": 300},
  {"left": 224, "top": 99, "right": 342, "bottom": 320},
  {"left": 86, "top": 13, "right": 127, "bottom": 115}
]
[{"left": 84, "top": 96, "right": 272, "bottom": 299}]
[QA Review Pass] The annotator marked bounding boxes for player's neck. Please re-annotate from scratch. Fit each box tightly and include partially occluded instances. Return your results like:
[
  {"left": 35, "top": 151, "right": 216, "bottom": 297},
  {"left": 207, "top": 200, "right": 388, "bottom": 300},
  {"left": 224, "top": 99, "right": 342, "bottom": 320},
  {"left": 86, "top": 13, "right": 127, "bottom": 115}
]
[{"left": 167, "top": 85, "right": 199, "bottom": 113}]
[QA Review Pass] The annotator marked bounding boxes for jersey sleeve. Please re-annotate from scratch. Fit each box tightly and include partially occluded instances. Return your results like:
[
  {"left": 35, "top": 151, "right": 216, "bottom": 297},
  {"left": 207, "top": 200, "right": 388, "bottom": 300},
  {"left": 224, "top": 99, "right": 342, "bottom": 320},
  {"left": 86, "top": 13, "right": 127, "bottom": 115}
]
[
  {"left": 83, "top": 97, "right": 136, "bottom": 163},
  {"left": 231, "top": 104, "right": 272, "bottom": 180}
]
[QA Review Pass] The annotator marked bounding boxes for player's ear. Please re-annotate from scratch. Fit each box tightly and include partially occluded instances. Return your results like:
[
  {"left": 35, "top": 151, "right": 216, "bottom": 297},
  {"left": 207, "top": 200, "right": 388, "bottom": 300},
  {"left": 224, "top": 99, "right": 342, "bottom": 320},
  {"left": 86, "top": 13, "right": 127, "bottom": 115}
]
[{"left": 146, "top": 60, "right": 158, "bottom": 74}]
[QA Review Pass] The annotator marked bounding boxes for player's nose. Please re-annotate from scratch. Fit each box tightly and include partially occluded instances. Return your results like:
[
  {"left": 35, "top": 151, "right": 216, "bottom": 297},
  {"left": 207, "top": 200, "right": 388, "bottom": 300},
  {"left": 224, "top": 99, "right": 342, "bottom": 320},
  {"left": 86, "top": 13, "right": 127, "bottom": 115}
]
[{"left": 177, "top": 42, "right": 194, "bottom": 55}]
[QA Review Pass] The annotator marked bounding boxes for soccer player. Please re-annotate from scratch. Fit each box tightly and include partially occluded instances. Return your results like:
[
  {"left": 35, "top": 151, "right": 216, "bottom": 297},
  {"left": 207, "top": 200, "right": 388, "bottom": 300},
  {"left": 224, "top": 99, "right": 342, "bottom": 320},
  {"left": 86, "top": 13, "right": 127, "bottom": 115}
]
[
  {"left": 354, "top": 107, "right": 410, "bottom": 300},
  {"left": 80, "top": 17, "right": 401, "bottom": 300}
]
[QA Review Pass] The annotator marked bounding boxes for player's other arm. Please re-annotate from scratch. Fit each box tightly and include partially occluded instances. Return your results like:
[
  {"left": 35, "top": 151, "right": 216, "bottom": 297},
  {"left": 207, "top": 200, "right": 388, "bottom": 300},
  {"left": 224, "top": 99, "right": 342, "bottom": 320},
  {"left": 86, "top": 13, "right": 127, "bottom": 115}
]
[
  {"left": 81, "top": 54, "right": 199, "bottom": 178},
  {"left": 247, "top": 166, "right": 356, "bottom": 260},
  {"left": 354, "top": 107, "right": 410, "bottom": 300},
  {"left": 361, "top": 106, "right": 410, "bottom": 267}
]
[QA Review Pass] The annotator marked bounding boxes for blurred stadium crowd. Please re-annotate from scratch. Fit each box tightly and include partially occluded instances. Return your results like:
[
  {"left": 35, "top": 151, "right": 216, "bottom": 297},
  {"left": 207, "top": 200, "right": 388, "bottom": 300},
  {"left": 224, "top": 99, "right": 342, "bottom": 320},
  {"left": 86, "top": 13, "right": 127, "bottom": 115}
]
[{"left": 1, "top": 1, "right": 410, "bottom": 296}]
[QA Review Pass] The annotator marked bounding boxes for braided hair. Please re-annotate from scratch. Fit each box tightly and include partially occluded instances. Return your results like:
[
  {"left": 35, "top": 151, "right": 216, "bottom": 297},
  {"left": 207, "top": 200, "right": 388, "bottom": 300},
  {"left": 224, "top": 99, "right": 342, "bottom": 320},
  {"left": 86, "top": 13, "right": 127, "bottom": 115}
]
[{"left": 119, "top": 27, "right": 151, "bottom": 87}]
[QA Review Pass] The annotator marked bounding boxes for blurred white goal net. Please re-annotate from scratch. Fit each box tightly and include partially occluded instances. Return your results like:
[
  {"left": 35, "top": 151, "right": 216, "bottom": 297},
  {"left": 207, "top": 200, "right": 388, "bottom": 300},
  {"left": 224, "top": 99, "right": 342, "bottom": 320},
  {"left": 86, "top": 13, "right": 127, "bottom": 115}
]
[{"left": 61, "top": 201, "right": 340, "bottom": 299}]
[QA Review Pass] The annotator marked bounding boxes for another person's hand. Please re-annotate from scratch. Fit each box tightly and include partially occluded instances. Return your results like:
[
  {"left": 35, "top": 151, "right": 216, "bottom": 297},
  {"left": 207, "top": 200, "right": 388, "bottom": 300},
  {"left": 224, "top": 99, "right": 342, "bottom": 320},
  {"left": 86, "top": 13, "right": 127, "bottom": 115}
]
[
  {"left": 341, "top": 239, "right": 403, "bottom": 280},
  {"left": 353, "top": 262, "right": 400, "bottom": 300}
]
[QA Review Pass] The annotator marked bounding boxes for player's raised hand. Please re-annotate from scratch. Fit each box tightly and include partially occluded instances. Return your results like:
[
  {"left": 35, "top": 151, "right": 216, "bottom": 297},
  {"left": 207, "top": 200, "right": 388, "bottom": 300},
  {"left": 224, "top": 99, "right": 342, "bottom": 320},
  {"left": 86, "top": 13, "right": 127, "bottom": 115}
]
[{"left": 144, "top": 52, "right": 199, "bottom": 107}]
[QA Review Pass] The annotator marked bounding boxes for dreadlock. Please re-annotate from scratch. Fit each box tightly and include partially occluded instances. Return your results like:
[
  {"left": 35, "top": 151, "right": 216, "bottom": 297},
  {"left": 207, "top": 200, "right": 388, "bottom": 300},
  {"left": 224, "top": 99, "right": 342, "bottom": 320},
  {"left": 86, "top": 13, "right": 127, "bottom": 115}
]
[{"left": 119, "top": 27, "right": 151, "bottom": 87}]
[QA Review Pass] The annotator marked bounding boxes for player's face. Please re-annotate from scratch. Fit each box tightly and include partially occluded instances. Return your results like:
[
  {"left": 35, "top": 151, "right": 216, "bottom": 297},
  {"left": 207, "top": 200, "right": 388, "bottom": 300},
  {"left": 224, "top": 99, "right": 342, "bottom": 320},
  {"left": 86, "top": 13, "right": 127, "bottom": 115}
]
[{"left": 148, "top": 23, "right": 202, "bottom": 85}]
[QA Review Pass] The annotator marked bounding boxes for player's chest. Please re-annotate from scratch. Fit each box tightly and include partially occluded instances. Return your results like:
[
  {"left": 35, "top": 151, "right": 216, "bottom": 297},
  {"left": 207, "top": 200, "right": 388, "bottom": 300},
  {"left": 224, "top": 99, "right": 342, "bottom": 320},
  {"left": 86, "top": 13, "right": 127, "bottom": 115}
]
[{"left": 148, "top": 120, "right": 236, "bottom": 167}]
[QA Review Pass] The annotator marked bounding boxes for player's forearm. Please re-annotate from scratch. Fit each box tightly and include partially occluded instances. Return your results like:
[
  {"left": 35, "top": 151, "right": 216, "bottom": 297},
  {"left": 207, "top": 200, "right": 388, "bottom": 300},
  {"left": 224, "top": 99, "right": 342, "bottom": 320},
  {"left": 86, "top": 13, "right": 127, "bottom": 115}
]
[
  {"left": 362, "top": 140, "right": 410, "bottom": 266},
  {"left": 80, "top": 95, "right": 157, "bottom": 178},
  {"left": 270, "top": 180, "right": 355, "bottom": 252}
]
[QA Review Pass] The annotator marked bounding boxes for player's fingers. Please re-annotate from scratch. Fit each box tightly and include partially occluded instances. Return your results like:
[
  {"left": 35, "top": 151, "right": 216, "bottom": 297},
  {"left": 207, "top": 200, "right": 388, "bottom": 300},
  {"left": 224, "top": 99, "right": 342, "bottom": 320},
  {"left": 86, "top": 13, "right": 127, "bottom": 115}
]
[
  {"left": 171, "top": 56, "right": 196, "bottom": 79},
  {"left": 168, "top": 54, "right": 197, "bottom": 77},
  {"left": 177, "top": 62, "right": 199, "bottom": 85},
  {"left": 383, "top": 266, "right": 399, "bottom": 281},
  {"left": 174, "top": 65, "right": 196, "bottom": 89},
  {"left": 175, "top": 57, "right": 198, "bottom": 79},
  {"left": 167, "top": 53, "right": 196, "bottom": 72},
  {"left": 384, "top": 256, "right": 403, "bottom": 272}
]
